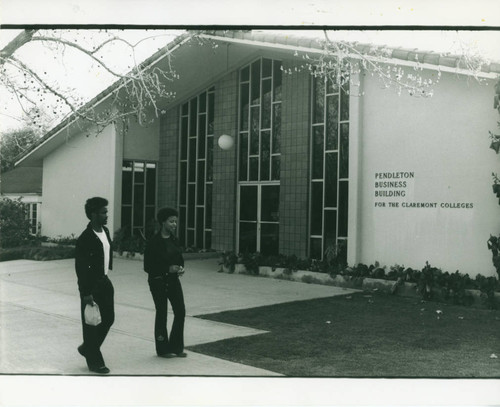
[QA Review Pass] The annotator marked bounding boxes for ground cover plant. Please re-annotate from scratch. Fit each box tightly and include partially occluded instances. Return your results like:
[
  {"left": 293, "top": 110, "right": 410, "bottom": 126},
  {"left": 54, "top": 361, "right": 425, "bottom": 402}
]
[
  {"left": 188, "top": 292, "right": 500, "bottom": 377},
  {"left": 0, "top": 245, "right": 75, "bottom": 262}
]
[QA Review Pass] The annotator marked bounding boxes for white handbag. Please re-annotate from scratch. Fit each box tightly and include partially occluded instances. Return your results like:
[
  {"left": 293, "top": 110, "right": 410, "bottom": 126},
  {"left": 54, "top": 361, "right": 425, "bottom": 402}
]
[{"left": 84, "top": 303, "right": 102, "bottom": 326}]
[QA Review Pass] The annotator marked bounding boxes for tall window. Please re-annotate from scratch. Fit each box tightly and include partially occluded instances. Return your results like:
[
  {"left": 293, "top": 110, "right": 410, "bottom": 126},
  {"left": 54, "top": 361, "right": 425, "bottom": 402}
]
[
  {"left": 237, "top": 58, "right": 282, "bottom": 255},
  {"left": 309, "top": 75, "right": 349, "bottom": 260},
  {"left": 178, "top": 87, "right": 215, "bottom": 249},
  {"left": 239, "top": 57, "right": 282, "bottom": 182},
  {"left": 121, "top": 160, "right": 157, "bottom": 237}
]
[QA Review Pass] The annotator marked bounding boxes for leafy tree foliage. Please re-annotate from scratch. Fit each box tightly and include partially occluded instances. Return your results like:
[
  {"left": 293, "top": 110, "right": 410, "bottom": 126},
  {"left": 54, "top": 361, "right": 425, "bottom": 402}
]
[
  {"left": 0, "top": 127, "right": 39, "bottom": 172},
  {"left": 0, "top": 198, "right": 32, "bottom": 247}
]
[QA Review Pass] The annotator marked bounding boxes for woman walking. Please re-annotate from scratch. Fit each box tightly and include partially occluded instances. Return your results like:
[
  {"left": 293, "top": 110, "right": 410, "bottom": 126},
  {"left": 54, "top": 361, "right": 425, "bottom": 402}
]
[{"left": 143, "top": 207, "right": 187, "bottom": 358}]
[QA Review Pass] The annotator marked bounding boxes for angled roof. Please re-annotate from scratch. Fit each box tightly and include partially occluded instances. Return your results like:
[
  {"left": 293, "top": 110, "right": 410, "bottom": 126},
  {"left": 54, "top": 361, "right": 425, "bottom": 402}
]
[
  {"left": 202, "top": 30, "right": 500, "bottom": 74},
  {"left": 0, "top": 166, "right": 42, "bottom": 194},
  {"left": 15, "top": 30, "right": 500, "bottom": 167}
]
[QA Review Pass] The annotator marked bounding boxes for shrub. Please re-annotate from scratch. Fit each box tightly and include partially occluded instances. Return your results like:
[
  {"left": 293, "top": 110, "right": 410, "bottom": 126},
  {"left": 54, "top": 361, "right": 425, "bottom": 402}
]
[
  {"left": 475, "top": 275, "right": 499, "bottom": 309},
  {"left": 113, "top": 226, "right": 146, "bottom": 255},
  {"left": 219, "top": 251, "right": 238, "bottom": 273},
  {"left": 239, "top": 251, "right": 262, "bottom": 275},
  {"left": 0, "top": 198, "right": 32, "bottom": 248},
  {"left": 47, "top": 234, "right": 77, "bottom": 245},
  {"left": 0, "top": 246, "right": 75, "bottom": 262}
]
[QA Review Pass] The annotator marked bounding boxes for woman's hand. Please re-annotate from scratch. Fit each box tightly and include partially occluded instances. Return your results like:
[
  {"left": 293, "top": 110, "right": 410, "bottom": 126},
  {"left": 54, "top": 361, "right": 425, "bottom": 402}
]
[
  {"left": 178, "top": 266, "right": 185, "bottom": 277},
  {"left": 83, "top": 295, "right": 95, "bottom": 305}
]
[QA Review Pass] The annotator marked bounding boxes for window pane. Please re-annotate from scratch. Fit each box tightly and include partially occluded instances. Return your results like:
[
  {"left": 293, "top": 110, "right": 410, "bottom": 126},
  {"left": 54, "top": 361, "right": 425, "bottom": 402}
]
[
  {"left": 206, "top": 136, "right": 213, "bottom": 182},
  {"left": 189, "top": 98, "right": 198, "bottom": 136},
  {"left": 199, "top": 92, "right": 207, "bottom": 113},
  {"left": 340, "top": 82, "right": 349, "bottom": 121},
  {"left": 197, "top": 162, "right": 205, "bottom": 205},
  {"left": 313, "top": 75, "right": 325, "bottom": 124},
  {"left": 181, "top": 116, "right": 188, "bottom": 159},
  {"left": 198, "top": 115, "right": 206, "bottom": 159},
  {"left": 180, "top": 162, "right": 187, "bottom": 205},
  {"left": 239, "top": 222, "right": 257, "bottom": 253},
  {"left": 250, "top": 106, "right": 260, "bottom": 155},
  {"left": 240, "top": 83, "right": 250, "bottom": 131},
  {"left": 311, "top": 182, "right": 323, "bottom": 235},
  {"left": 310, "top": 237, "right": 322, "bottom": 260},
  {"left": 133, "top": 184, "right": 144, "bottom": 227},
  {"left": 134, "top": 162, "right": 144, "bottom": 183},
  {"left": 260, "top": 130, "right": 270, "bottom": 181},
  {"left": 339, "top": 123, "right": 349, "bottom": 178},
  {"left": 239, "top": 132, "right": 248, "bottom": 181},
  {"left": 179, "top": 206, "right": 186, "bottom": 245},
  {"left": 327, "top": 75, "right": 339, "bottom": 94},
  {"left": 146, "top": 165, "right": 156, "bottom": 205},
  {"left": 205, "top": 231, "right": 212, "bottom": 249},
  {"left": 189, "top": 138, "right": 196, "bottom": 182},
  {"left": 121, "top": 206, "right": 132, "bottom": 229},
  {"left": 188, "top": 184, "right": 195, "bottom": 228},
  {"left": 182, "top": 102, "right": 188, "bottom": 116},
  {"left": 249, "top": 157, "right": 259, "bottom": 181},
  {"left": 261, "top": 223, "right": 279, "bottom": 256},
  {"left": 273, "top": 60, "right": 282, "bottom": 102},
  {"left": 271, "top": 155, "right": 280, "bottom": 181},
  {"left": 324, "top": 152, "right": 338, "bottom": 208},
  {"left": 205, "top": 183, "right": 212, "bottom": 228},
  {"left": 241, "top": 65, "right": 250, "bottom": 82},
  {"left": 187, "top": 229, "right": 195, "bottom": 247},
  {"left": 251, "top": 59, "right": 261, "bottom": 105},
  {"left": 208, "top": 92, "right": 215, "bottom": 134},
  {"left": 312, "top": 126, "right": 324, "bottom": 179},
  {"left": 338, "top": 181, "right": 348, "bottom": 237},
  {"left": 145, "top": 206, "right": 156, "bottom": 238},
  {"left": 262, "top": 58, "right": 272, "bottom": 77},
  {"left": 337, "top": 239, "right": 347, "bottom": 264},
  {"left": 326, "top": 95, "right": 339, "bottom": 150},
  {"left": 196, "top": 207, "right": 204, "bottom": 248},
  {"left": 261, "top": 185, "right": 279, "bottom": 222},
  {"left": 261, "top": 79, "right": 272, "bottom": 129},
  {"left": 240, "top": 186, "right": 257, "bottom": 221},
  {"left": 122, "top": 162, "right": 133, "bottom": 205},
  {"left": 324, "top": 209, "right": 337, "bottom": 246},
  {"left": 272, "top": 103, "right": 281, "bottom": 154}
]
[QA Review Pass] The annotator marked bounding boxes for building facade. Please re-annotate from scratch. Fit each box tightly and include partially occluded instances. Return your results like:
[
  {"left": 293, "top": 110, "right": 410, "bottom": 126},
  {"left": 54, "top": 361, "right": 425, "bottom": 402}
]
[{"left": 16, "top": 31, "right": 500, "bottom": 277}]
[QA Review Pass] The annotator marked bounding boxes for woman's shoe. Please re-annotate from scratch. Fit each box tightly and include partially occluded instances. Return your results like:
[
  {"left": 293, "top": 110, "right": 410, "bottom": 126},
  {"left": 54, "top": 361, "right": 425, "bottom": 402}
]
[
  {"left": 159, "top": 352, "right": 187, "bottom": 358},
  {"left": 89, "top": 365, "right": 110, "bottom": 374}
]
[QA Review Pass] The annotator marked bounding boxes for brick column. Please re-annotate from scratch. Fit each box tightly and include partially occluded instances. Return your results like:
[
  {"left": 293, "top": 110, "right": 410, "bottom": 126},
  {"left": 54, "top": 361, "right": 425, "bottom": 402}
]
[
  {"left": 212, "top": 71, "right": 238, "bottom": 251},
  {"left": 158, "top": 107, "right": 179, "bottom": 209},
  {"left": 279, "top": 60, "right": 311, "bottom": 258}
]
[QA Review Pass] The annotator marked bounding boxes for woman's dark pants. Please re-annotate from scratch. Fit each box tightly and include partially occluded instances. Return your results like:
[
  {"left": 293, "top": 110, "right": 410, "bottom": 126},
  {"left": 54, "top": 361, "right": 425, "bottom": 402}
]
[{"left": 148, "top": 275, "right": 185, "bottom": 355}]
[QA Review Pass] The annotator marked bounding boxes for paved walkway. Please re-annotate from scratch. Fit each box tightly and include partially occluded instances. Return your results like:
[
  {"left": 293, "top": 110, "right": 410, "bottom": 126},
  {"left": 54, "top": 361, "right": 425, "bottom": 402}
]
[{"left": 0, "top": 257, "right": 356, "bottom": 376}]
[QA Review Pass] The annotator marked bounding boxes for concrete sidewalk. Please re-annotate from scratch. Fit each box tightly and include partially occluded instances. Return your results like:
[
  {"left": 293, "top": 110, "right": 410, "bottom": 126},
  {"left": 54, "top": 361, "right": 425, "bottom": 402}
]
[{"left": 0, "top": 257, "right": 356, "bottom": 376}]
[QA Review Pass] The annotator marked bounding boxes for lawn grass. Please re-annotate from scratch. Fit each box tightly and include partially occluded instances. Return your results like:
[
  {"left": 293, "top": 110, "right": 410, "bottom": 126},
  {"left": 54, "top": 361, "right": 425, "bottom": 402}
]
[{"left": 188, "top": 292, "right": 500, "bottom": 377}]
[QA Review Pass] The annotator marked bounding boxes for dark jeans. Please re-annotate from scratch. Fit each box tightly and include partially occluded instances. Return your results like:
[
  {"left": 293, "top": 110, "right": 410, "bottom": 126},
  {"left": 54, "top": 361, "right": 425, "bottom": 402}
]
[
  {"left": 148, "top": 275, "right": 185, "bottom": 355},
  {"left": 80, "top": 275, "right": 114, "bottom": 368}
]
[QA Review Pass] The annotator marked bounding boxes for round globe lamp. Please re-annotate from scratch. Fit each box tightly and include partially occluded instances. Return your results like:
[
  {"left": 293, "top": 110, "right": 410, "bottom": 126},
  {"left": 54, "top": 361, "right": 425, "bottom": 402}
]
[{"left": 218, "top": 134, "right": 234, "bottom": 150}]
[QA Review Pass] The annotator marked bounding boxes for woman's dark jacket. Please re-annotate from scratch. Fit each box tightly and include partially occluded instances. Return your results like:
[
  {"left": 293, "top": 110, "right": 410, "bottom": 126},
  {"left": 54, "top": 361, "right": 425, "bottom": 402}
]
[
  {"left": 75, "top": 223, "right": 113, "bottom": 297},
  {"left": 143, "top": 232, "right": 184, "bottom": 279}
]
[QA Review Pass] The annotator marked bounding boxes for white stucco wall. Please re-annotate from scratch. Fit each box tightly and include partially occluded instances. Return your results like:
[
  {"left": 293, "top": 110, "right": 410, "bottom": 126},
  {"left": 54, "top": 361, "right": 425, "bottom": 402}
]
[
  {"left": 354, "top": 68, "right": 499, "bottom": 276},
  {"left": 41, "top": 124, "right": 119, "bottom": 238}
]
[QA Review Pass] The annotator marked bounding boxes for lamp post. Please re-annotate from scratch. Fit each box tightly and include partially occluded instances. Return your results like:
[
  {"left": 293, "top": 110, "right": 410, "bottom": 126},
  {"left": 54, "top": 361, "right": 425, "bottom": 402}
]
[{"left": 218, "top": 134, "right": 234, "bottom": 150}]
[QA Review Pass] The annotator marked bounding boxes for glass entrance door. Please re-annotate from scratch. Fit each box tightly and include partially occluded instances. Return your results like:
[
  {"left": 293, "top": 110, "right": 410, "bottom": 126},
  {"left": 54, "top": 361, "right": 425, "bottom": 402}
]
[{"left": 238, "top": 184, "right": 279, "bottom": 255}]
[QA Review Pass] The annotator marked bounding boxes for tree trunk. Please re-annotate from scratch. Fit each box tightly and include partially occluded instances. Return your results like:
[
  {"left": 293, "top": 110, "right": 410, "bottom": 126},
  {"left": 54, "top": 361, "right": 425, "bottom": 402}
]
[{"left": 0, "top": 29, "right": 37, "bottom": 64}]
